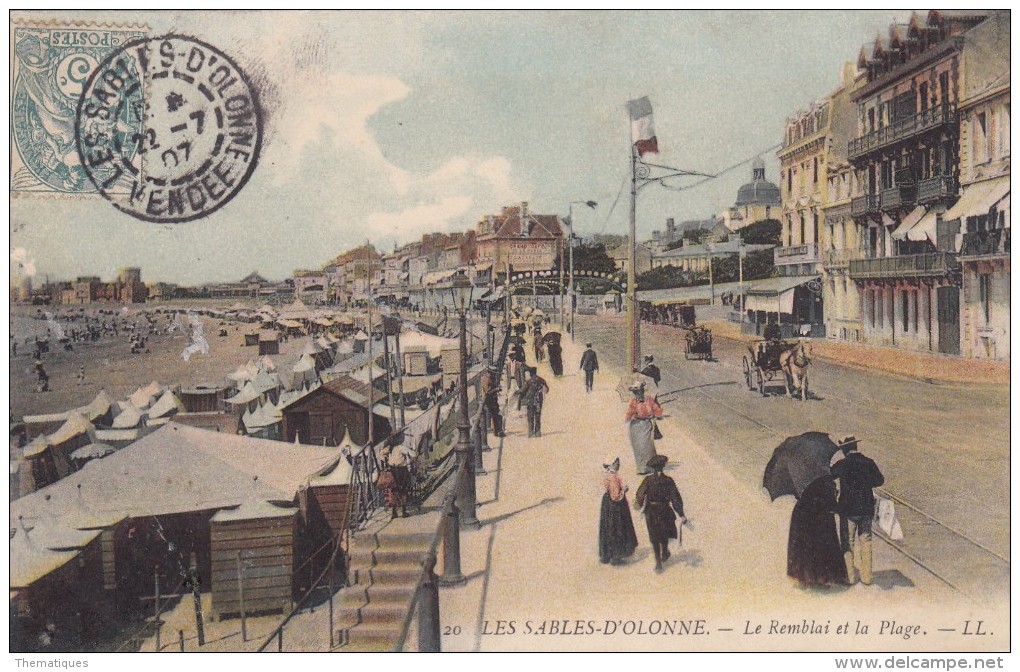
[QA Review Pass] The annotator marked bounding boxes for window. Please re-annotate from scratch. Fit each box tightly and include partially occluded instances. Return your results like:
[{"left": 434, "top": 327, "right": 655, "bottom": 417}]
[
  {"left": 998, "top": 103, "right": 1010, "bottom": 158},
  {"left": 975, "top": 112, "right": 989, "bottom": 163},
  {"left": 813, "top": 212, "right": 820, "bottom": 246},
  {"left": 919, "top": 83, "right": 929, "bottom": 113},
  {"left": 867, "top": 290, "right": 876, "bottom": 328},
  {"left": 912, "top": 289, "right": 919, "bottom": 333},
  {"left": 787, "top": 168, "right": 792, "bottom": 193},
  {"left": 979, "top": 274, "right": 991, "bottom": 325},
  {"left": 902, "top": 291, "right": 909, "bottom": 332},
  {"left": 867, "top": 108, "right": 875, "bottom": 133},
  {"left": 799, "top": 213, "right": 806, "bottom": 246},
  {"left": 813, "top": 157, "right": 818, "bottom": 183}
]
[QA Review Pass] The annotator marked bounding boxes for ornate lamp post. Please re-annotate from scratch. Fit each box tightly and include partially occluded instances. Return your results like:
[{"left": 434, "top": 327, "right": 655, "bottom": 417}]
[{"left": 447, "top": 272, "right": 479, "bottom": 528}]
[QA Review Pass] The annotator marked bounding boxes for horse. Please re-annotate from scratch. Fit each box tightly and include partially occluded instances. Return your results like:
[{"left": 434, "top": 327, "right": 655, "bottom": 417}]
[{"left": 779, "top": 340, "right": 812, "bottom": 400}]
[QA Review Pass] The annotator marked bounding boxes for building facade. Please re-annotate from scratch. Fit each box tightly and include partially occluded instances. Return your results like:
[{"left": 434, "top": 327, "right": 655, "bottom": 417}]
[
  {"left": 945, "top": 11, "right": 1010, "bottom": 360},
  {"left": 847, "top": 11, "right": 991, "bottom": 354},
  {"left": 475, "top": 203, "right": 563, "bottom": 273},
  {"left": 723, "top": 158, "right": 781, "bottom": 231}
]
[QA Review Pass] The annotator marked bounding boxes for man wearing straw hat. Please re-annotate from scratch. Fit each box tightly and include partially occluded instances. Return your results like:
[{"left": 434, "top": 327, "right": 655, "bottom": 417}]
[{"left": 831, "top": 435, "right": 884, "bottom": 585}]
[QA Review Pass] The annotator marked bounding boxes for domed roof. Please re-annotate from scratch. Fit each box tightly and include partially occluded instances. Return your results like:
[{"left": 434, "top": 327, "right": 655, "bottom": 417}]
[{"left": 735, "top": 158, "right": 780, "bottom": 207}]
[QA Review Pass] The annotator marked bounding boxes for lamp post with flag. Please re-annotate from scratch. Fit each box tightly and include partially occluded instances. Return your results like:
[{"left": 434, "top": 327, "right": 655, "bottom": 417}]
[{"left": 625, "top": 96, "right": 716, "bottom": 371}]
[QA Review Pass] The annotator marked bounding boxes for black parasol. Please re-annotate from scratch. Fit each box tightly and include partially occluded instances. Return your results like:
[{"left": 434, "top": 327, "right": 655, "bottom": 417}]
[
  {"left": 762, "top": 432, "right": 843, "bottom": 500},
  {"left": 541, "top": 331, "right": 562, "bottom": 346}
]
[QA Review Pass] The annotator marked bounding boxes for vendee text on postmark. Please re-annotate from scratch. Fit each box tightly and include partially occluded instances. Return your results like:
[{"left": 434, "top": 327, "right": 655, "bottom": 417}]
[
  {"left": 10, "top": 20, "right": 148, "bottom": 197},
  {"left": 75, "top": 34, "right": 263, "bottom": 223}
]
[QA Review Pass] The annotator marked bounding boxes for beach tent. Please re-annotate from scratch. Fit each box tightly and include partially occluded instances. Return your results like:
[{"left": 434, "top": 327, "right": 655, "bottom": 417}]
[
  {"left": 127, "top": 387, "right": 155, "bottom": 410},
  {"left": 147, "top": 391, "right": 186, "bottom": 420},
  {"left": 225, "top": 381, "right": 261, "bottom": 407},
  {"left": 112, "top": 403, "right": 144, "bottom": 429},
  {"left": 258, "top": 355, "right": 277, "bottom": 372}
]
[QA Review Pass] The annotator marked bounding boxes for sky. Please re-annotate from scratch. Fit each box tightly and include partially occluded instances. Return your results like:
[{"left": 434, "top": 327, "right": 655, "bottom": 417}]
[{"left": 10, "top": 10, "right": 916, "bottom": 285}]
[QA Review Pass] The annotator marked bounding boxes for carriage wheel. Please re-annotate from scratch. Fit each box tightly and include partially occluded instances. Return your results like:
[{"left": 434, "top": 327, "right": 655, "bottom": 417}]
[
  {"left": 757, "top": 369, "right": 765, "bottom": 396},
  {"left": 742, "top": 356, "right": 752, "bottom": 390}
]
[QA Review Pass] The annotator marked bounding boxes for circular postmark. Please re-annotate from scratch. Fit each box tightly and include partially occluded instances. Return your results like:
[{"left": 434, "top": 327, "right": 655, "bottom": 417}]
[{"left": 75, "top": 34, "right": 262, "bottom": 223}]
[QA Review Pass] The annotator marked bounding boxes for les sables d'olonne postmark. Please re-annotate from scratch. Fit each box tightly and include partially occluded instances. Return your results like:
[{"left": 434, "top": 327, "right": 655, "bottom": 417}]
[
  {"left": 75, "top": 34, "right": 263, "bottom": 223},
  {"left": 10, "top": 21, "right": 147, "bottom": 197}
]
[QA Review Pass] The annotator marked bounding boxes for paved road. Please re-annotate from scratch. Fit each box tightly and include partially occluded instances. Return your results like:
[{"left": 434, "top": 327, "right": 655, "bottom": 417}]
[{"left": 575, "top": 313, "right": 1010, "bottom": 604}]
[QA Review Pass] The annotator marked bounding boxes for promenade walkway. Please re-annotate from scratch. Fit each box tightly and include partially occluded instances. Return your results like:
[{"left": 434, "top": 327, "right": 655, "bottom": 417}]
[{"left": 436, "top": 333, "right": 1003, "bottom": 652}]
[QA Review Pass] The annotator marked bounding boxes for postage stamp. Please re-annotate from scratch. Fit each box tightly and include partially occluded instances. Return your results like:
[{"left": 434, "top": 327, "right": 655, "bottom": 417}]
[
  {"left": 10, "top": 21, "right": 148, "bottom": 197},
  {"left": 75, "top": 34, "right": 263, "bottom": 223}
]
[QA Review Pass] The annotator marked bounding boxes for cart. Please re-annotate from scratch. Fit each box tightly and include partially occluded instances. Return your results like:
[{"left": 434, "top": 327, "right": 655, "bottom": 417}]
[
  {"left": 683, "top": 326, "right": 713, "bottom": 360},
  {"left": 742, "top": 338, "right": 807, "bottom": 398}
]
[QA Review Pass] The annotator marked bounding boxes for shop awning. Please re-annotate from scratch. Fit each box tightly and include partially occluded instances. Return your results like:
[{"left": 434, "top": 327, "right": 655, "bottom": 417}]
[
  {"left": 943, "top": 176, "right": 1010, "bottom": 221},
  {"left": 744, "top": 276, "right": 819, "bottom": 315},
  {"left": 906, "top": 209, "right": 939, "bottom": 243},
  {"left": 480, "top": 287, "right": 505, "bottom": 302},
  {"left": 891, "top": 206, "right": 927, "bottom": 241}
]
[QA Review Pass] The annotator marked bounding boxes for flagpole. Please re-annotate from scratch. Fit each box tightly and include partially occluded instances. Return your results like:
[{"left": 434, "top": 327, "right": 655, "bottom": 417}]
[{"left": 627, "top": 146, "right": 640, "bottom": 372}]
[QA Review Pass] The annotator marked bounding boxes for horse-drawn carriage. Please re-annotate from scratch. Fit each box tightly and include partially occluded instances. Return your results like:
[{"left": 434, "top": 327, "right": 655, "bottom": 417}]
[
  {"left": 742, "top": 333, "right": 811, "bottom": 399},
  {"left": 684, "top": 326, "right": 713, "bottom": 360}
]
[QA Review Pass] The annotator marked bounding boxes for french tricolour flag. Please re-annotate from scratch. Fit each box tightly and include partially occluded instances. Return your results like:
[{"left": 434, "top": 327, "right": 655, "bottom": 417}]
[{"left": 627, "top": 96, "right": 658, "bottom": 157}]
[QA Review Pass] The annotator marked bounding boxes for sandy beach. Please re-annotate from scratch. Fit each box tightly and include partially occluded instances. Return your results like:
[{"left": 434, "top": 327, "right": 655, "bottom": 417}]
[{"left": 9, "top": 303, "right": 309, "bottom": 420}]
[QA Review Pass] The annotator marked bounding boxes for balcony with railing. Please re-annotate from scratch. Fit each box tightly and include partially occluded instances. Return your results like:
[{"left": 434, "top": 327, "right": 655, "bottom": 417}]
[
  {"left": 774, "top": 242, "right": 821, "bottom": 266},
  {"left": 959, "top": 228, "right": 1010, "bottom": 258},
  {"left": 848, "top": 104, "right": 957, "bottom": 161},
  {"left": 917, "top": 175, "right": 959, "bottom": 204},
  {"left": 851, "top": 194, "right": 881, "bottom": 217},
  {"left": 849, "top": 252, "right": 959, "bottom": 279},
  {"left": 881, "top": 185, "right": 917, "bottom": 212}
]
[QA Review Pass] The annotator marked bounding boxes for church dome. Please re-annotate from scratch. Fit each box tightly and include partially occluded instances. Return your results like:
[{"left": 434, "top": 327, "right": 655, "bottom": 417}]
[{"left": 735, "top": 157, "right": 781, "bottom": 207}]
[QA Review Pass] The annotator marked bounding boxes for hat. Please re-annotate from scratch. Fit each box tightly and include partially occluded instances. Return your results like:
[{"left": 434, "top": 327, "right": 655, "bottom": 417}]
[
  {"left": 837, "top": 435, "right": 858, "bottom": 447},
  {"left": 602, "top": 455, "right": 620, "bottom": 470},
  {"left": 644, "top": 355, "right": 654, "bottom": 362},
  {"left": 586, "top": 343, "right": 592, "bottom": 348},
  {"left": 628, "top": 381, "right": 645, "bottom": 391},
  {"left": 646, "top": 455, "right": 668, "bottom": 470}
]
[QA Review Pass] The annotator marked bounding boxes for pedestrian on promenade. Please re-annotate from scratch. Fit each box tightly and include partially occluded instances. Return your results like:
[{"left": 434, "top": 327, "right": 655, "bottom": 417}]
[
  {"left": 533, "top": 334, "right": 545, "bottom": 363},
  {"left": 518, "top": 366, "right": 549, "bottom": 438},
  {"left": 509, "top": 342, "right": 527, "bottom": 391},
  {"left": 640, "top": 355, "right": 661, "bottom": 387},
  {"left": 634, "top": 455, "right": 686, "bottom": 573},
  {"left": 599, "top": 456, "right": 638, "bottom": 565},
  {"left": 546, "top": 335, "right": 564, "bottom": 376},
  {"left": 579, "top": 343, "right": 599, "bottom": 392},
  {"left": 625, "top": 382, "right": 662, "bottom": 475},
  {"left": 787, "top": 475, "right": 848, "bottom": 587},
  {"left": 387, "top": 440, "right": 416, "bottom": 517},
  {"left": 480, "top": 364, "right": 505, "bottom": 437},
  {"left": 831, "top": 436, "right": 885, "bottom": 585},
  {"left": 76, "top": 366, "right": 86, "bottom": 386}
]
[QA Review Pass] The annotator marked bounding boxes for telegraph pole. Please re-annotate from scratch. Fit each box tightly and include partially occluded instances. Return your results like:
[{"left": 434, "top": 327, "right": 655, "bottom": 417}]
[{"left": 627, "top": 149, "right": 640, "bottom": 371}]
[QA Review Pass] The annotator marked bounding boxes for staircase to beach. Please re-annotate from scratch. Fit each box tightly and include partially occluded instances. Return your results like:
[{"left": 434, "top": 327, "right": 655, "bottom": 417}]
[{"left": 335, "top": 514, "right": 437, "bottom": 652}]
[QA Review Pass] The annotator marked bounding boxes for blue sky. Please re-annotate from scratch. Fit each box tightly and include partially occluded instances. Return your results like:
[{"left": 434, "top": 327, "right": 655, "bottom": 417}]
[{"left": 11, "top": 10, "right": 914, "bottom": 284}]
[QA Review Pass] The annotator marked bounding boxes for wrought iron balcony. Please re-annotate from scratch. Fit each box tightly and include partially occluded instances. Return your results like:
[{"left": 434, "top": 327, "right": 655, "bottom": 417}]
[
  {"left": 849, "top": 252, "right": 959, "bottom": 279},
  {"left": 774, "top": 242, "right": 821, "bottom": 266},
  {"left": 881, "top": 185, "right": 917, "bottom": 212},
  {"left": 917, "top": 175, "right": 959, "bottom": 204},
  {"left": 850, "top": 194, "right": 881, "bottom": 217},
  {"left": 848, "top": 104, "right": 957, "bottom": 161},
  {"left": 959, "top": 228, "right": 1010, "bottom": 257}
]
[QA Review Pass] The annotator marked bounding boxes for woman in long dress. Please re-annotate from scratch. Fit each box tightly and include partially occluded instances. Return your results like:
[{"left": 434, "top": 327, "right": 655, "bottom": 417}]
[
  {"left": 625, "top": 382, "right": 662, "bottom": 475},
  {"left": 787, "top": 476, "right": 849, "bottom": 587},
  {"left": 598, "top": 457, "right": 638, "bottom": 565},
  {"left": 547, "top": 339, "right": 564, "bottom": 376}
]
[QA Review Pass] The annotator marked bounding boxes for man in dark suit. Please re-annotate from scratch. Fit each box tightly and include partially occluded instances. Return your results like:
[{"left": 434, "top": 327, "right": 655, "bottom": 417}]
[
  {"left": 518, "top": 366, "right": 549, "bottom": 438},
  {"left": 579, "top": 343, "right": 599, "bottom": 392},
  {"left": 831, "top": 436, "right": 885, "bottom": 585}
]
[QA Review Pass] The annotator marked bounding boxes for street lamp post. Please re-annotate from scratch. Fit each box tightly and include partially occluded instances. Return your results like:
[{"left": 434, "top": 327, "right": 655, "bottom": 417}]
[
  {"left": 567, "top": 200, "right": 597, "bottom": 341},
  {"left": 449, "top": 273, "right": 479, "bottom": 528}
]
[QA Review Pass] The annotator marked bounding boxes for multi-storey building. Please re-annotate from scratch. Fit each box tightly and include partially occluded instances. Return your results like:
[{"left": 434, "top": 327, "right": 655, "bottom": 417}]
[
  {"left": 815, "top": 63, "right": 867, "bottom": 342},
  {"left": 942, "top": 11, "right": 1009, "bottom": 360},
  {"left": 475, "top": 203, "right": 563, "bottom": 273},
  {"left": 847, "top": 10, "right": 990, "bottom": 354}
]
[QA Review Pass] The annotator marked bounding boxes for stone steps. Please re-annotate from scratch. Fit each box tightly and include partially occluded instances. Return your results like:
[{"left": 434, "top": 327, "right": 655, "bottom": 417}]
[{"left": 336, "top": 524, "right": 434, "bottom": 652}]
